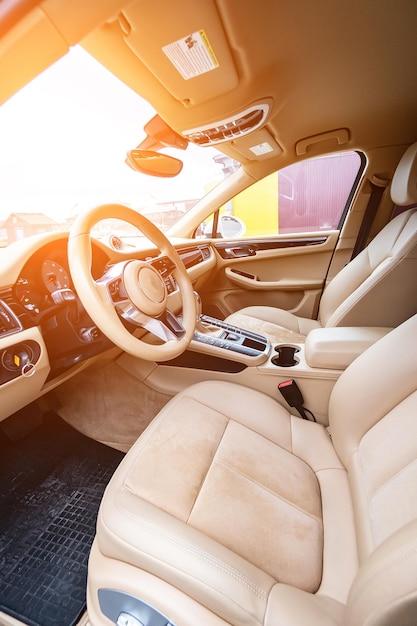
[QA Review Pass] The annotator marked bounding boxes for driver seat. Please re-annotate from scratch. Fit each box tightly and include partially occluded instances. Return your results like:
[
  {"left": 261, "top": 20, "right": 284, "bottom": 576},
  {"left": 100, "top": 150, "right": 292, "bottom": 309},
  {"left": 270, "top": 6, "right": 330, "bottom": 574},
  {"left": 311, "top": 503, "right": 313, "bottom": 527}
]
[{"left": 88, "top": 314, "right": 417, "bottom": 626}]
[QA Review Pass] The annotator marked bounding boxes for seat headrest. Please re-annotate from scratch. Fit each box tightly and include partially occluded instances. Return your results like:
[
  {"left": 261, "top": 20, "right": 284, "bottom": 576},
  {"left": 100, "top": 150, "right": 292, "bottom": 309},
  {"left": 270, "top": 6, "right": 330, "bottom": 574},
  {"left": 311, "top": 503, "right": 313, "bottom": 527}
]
[{"left": 391, "top": 141, "right": 417, "bottom": 206}]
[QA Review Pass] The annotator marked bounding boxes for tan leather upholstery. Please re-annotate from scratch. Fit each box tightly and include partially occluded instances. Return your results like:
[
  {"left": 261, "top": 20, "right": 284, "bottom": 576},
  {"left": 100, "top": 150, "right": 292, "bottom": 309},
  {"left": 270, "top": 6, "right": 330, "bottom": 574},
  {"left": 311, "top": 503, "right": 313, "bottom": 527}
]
[
  {"left": 227, "top": 207, "right": 417, "bottom": 341},
  {"left": 318, "top": 207, "right": 417, "bottom": 328},
  {"left": 329, "top": 314, "right": 417, "bottom": 560},
  {"left": 226, "top": 143, "right": 417, "bottom": 342},
  {"left": 90, "top": 313, "right": 417, "bottom": 626},
  {"left": 391, "top": 141, "right": 417, "bottom": 206},
  {"left": 95, "top": 383, "right": 356, "bottom": 625},
  {"left": 225, "top": 306, "right": 320, "bottom": 343},
  {"left": 304, "top": 326, "right": 391, "bottom": 370}
]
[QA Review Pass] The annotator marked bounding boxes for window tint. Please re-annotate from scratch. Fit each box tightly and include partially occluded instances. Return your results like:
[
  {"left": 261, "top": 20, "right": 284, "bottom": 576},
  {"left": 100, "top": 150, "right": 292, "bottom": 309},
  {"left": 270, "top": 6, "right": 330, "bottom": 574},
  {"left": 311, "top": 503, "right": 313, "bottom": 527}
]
[{"left": 198, "top": 151, "right": 363, "bottom": 239}]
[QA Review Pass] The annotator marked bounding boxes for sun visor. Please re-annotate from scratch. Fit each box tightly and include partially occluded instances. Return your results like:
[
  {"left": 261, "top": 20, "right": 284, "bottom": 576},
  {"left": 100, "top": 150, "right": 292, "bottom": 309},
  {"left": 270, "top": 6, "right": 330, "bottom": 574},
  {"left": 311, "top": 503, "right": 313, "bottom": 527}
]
[
  {"left": 119, "top": 0, "right": 238, "bottom": 106},
  {"left": 0, "top": 0, "right": 129, "bottom": 104}
]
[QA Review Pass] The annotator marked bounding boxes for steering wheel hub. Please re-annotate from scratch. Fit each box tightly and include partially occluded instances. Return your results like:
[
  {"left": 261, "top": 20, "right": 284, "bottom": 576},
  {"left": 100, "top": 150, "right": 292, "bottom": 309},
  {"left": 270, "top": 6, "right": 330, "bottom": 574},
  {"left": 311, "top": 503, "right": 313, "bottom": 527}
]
[{"left": 123, "top": 260, "right": 167, "bottom": 317}]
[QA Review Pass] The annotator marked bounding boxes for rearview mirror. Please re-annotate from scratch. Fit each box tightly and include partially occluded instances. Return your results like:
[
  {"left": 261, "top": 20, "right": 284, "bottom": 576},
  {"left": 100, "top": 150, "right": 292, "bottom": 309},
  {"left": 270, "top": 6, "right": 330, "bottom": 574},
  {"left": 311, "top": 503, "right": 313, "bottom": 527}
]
[
  {"left": 142, "top": 115, "right": 188, "bottom": 151},
  {"left": 126, "top": 150, "right": 183, "bottom": 177}
]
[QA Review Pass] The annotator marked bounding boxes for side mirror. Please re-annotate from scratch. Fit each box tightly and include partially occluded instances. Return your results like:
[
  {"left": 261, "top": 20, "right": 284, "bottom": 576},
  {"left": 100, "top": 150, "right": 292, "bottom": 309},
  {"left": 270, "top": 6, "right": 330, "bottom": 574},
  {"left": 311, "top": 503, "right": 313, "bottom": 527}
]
[
  {"left": 126, "top": 149, "right": 183, "bottom": 177},
  {"left": 219, "top": 215, "right": 246, "bottom": 238}
]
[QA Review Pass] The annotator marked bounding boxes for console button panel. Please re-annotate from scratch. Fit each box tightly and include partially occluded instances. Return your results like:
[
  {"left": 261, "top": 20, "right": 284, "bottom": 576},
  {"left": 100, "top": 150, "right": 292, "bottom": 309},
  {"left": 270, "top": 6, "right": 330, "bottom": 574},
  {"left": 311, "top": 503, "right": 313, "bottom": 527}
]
[{"left": 194, "top": 315, "right": 269, "bottom": 357}]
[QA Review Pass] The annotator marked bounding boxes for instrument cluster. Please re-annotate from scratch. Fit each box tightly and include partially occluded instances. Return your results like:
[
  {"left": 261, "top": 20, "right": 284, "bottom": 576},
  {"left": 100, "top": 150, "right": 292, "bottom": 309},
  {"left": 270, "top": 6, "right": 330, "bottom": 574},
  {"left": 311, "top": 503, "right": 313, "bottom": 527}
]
[
  {"left": 13, "top": 237, "right": 109, "bottom": 318},
  {"left": 17, "top": 259, "right": 71, "bottom": 314},
  {"left": 16, "top": 255, "right": 73, "bottom": 315}
]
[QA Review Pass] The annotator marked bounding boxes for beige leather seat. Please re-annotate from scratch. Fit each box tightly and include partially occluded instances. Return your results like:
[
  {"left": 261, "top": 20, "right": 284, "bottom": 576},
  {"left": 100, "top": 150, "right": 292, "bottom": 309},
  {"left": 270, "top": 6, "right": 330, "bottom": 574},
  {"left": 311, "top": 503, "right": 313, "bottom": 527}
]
[
  {"left": 226, "top": 142, "right": 417, "bottom": 343},
  {"left": 89, "top": 314, "right": 417, "bottom": 626}
]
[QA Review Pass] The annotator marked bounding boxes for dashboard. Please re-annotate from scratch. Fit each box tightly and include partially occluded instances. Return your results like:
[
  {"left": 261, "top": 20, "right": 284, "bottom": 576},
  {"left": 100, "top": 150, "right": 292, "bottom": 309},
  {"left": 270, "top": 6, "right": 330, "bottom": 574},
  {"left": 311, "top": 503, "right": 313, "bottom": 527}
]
[
  {"left": 0, "top": 233, "right": 215, "bottom": 421},
  {"left": 3, "top": 239, "right": 112, "bottom": 380}
]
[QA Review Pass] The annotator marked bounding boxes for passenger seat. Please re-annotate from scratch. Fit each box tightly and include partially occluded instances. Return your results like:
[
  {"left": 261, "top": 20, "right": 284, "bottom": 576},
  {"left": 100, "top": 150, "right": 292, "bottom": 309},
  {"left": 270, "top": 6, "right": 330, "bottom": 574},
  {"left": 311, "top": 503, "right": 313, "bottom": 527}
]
[{"left": 226, "top": 142, "right": 417, "bottom": 342}]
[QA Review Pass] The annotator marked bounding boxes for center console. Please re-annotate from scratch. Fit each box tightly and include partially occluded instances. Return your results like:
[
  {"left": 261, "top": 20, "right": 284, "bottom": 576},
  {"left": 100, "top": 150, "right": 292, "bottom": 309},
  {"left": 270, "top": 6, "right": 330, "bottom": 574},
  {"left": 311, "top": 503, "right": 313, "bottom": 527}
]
[
  {"left": 193, "top": 315, "right": 270, "bottom": 359},
  {"left": 119, "top": 301, "right": 392, "bottom": 427},
  {"left": 184, "top": 310, "right": 392, "bottom": 423}
]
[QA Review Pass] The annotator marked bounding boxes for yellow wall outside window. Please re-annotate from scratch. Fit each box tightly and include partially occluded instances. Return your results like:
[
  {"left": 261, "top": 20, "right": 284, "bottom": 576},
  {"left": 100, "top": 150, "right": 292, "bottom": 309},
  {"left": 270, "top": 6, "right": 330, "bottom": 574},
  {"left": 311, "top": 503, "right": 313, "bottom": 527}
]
[{"left": 225, "top": 172, "right": 279, "bottom": 236}]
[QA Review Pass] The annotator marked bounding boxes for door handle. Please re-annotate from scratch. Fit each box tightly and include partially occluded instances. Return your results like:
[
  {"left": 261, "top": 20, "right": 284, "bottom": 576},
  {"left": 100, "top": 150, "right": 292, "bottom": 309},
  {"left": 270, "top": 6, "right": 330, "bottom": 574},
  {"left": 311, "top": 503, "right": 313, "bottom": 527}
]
[{"left": 224, "top": 246, "right": 256, "bottom": 258}]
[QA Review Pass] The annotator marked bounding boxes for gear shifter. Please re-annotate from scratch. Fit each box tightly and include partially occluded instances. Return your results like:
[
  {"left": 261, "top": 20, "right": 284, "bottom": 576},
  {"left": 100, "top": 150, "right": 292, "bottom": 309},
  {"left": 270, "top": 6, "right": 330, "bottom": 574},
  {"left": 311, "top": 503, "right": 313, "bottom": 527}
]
[
  {"left": 194, "top": 291, "right": 207, "bottom": 333},
  {"left": 193, "top": 292, "right": 220, "bottom": 334},
  {"left": 194, "top": 291, "right": 203, "bottom": 319}
]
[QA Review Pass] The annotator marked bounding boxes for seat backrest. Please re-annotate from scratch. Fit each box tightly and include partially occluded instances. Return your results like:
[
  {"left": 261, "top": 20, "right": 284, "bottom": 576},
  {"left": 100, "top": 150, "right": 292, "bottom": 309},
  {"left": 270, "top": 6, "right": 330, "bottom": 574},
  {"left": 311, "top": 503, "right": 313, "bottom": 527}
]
[
  {"left": 319, "top": 208, "right": 417, "bottom": 327},
  {"left": 318, "top": 141, "right": 417, "bottom": 329},
  {"left": 329, "top": 314, "right": 417, "bottom": 625}
]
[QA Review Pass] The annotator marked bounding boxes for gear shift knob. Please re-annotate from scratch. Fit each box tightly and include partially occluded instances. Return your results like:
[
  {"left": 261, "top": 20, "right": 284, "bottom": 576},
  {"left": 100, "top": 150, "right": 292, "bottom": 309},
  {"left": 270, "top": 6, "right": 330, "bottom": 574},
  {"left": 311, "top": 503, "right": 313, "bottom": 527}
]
[{"left": 194, "top": 291, "right": 202, "bottom": 320}]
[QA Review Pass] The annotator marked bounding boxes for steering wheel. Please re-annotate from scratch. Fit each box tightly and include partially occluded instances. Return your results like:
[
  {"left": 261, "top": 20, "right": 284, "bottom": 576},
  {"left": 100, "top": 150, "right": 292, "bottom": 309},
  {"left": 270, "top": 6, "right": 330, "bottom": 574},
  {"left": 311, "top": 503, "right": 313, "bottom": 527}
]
[{"left": 68, "top": 204, "right": 196, "bottom": 361}]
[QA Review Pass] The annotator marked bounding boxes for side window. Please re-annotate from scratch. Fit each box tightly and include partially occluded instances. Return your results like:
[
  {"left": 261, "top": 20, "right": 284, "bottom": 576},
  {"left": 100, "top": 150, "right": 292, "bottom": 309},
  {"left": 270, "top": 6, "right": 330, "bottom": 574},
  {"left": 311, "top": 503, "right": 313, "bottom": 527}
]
[{"left": 197, "top": 151, "right": 364, "bottom": 239}]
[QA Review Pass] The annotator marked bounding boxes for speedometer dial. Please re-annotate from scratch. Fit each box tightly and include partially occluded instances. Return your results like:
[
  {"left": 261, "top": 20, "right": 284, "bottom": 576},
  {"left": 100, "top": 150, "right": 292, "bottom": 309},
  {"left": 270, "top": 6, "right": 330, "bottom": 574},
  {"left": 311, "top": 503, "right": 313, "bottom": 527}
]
[{"left": 41, "top": 260, "right": 70, "bottom": 293}]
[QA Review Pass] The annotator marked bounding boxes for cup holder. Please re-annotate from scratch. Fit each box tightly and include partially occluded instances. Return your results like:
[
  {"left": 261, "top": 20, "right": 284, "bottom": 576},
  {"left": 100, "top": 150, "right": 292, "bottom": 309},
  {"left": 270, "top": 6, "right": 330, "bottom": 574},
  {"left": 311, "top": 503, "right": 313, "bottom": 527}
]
[{"left": 271, "top": 345, "right": 300, "bottom": 367}]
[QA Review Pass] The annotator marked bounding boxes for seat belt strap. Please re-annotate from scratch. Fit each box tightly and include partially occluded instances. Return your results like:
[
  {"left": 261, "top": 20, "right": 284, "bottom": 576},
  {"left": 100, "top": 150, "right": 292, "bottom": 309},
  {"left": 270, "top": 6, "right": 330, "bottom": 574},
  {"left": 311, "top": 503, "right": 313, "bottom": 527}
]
[{"left": 350, "top": 175, "right": 389, "bottom": 260}]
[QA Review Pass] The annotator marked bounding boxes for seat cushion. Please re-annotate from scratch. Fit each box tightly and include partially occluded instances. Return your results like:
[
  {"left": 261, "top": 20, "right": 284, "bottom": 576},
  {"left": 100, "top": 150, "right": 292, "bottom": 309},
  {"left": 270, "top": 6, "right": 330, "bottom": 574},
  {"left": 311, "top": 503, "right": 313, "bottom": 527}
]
[
  {"left": 226, "top": 306, "right": 321, "bottom": 343},
  {"left": 96, "top": 381, "right": 357, "bottom": 626}
]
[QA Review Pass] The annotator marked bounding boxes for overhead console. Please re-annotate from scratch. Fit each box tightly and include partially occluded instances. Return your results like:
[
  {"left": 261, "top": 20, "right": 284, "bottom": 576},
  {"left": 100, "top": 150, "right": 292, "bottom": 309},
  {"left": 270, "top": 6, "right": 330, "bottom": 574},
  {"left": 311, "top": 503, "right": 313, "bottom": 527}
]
[
  {"left": 83, "top": 0, "right": 281, "bottom": 160},
  {"left": 183, "top": 104, "right": 269, "bottom": 146}
]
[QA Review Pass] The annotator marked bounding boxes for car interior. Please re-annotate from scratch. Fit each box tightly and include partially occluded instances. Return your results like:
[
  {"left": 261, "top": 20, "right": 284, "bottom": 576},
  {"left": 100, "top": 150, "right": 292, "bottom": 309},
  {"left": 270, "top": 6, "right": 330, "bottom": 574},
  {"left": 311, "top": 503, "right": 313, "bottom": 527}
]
[{"left": 0, "top": 2, "right": 417, "bottom": 626}]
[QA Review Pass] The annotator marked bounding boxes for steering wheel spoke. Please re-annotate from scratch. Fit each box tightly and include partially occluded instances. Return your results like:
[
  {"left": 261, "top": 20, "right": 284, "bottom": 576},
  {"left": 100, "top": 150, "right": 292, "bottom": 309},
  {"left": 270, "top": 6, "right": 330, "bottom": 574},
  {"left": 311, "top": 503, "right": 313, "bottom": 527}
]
[
  {"left": 95, "top": 261, "right": 127, "bottom": 301},
  {"left": 115, "top": 301, "right": 185, "bottom": 343},
  {"left": 159, "top": 310, "right": 186, "bottom": 339}
]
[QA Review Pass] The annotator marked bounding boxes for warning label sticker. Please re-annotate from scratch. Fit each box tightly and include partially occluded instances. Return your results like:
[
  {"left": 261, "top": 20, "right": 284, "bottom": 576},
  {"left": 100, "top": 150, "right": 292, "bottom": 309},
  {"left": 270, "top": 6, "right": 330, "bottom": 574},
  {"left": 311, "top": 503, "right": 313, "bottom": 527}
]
[{"left": 162, "top": 30, "right": 219, "bottom": 80}]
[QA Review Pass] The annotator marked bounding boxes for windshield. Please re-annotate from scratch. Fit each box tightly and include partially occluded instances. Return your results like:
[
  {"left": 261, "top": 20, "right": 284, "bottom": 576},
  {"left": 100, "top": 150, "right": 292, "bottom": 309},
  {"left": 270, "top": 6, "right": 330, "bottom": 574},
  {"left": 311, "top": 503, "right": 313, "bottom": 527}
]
[{"left": 0, "top": 47, "right": 240, "bottom": 247}]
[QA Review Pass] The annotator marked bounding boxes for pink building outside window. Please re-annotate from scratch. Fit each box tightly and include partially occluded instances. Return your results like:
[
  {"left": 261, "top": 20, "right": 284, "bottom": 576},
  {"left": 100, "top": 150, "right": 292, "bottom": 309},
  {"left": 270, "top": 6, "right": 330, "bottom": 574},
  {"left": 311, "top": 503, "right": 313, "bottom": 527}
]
[{"left": 278, "top": 151, "right": 362, "bottom": 233}]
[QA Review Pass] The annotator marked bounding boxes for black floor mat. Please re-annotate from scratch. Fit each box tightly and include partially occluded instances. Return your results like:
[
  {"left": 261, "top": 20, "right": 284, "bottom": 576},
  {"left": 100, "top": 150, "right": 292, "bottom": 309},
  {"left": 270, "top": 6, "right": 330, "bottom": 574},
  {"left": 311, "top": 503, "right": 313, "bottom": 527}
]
[{"left": 0, "top": 413, "right": 123, "bottom": 626}]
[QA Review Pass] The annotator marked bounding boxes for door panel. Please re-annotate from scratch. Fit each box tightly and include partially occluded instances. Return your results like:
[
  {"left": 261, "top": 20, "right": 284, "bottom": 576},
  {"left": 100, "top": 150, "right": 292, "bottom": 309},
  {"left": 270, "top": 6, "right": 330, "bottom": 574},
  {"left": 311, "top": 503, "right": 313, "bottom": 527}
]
[
  {"left": 215, "top": 236, "right": 327, "bottom": 258},
  {"left": 200, "top": 230, "right": 338, "bottom": 319}
]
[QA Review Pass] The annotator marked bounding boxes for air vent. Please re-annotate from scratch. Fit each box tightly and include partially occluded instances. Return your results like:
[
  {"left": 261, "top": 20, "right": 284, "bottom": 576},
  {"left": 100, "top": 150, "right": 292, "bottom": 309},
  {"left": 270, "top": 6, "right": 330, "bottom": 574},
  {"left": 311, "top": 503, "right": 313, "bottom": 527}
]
[
  {"left": 180, "top": 248, "right": 204, "bottom": 268},
  {"left": 200, "top": 245, "right": 211, "bottom": 260},
  {"left": 109, "top": 235, "right": 123, "bottom": 251},
  {"left": 0, "top": 298, "right": 22, "bottom": 337},
  {"left": 0, "top": 288, "right": 30, "bottom": 329},
  {"left": 183, "top": 104, "right": 270, "bottom": 146}
]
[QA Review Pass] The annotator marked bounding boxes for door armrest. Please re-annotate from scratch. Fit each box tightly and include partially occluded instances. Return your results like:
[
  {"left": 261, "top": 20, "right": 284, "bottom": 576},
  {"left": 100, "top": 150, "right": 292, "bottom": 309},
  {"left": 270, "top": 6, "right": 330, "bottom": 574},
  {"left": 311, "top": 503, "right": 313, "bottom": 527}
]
[{"left": 225, "top": 267, "right": 323, "bottom": 291}]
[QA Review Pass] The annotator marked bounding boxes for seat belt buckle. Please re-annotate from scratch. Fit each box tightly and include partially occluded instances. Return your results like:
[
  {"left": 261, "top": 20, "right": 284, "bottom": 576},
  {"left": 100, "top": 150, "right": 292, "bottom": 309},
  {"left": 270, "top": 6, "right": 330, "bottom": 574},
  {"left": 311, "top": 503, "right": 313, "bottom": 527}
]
[
  {"left": 277, "top": 379, "right": 304, "bottom": 409},
  {"left": 277, "top": 379, "right": 316, "bottom": 422}
]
